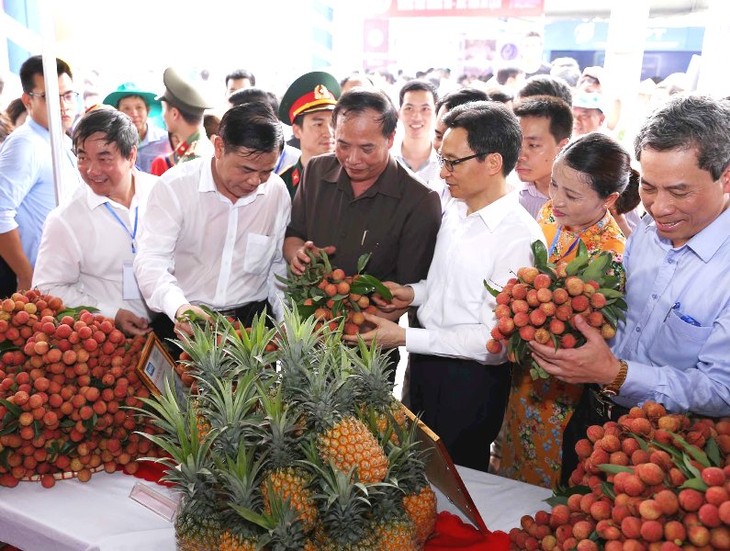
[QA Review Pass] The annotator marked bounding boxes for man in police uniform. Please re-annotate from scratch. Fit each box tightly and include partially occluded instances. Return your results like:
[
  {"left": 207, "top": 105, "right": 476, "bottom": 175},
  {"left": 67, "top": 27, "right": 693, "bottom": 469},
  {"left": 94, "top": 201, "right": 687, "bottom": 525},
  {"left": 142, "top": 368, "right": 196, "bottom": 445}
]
[
  {"left": 151, "top": 67, "right": 213, "bottom": 176},
  {"left": 277, "top": 71, "right": 340, "bottom": 198},
  {"left": 103, "top": 82, "right": 171, "bottom": 173}
]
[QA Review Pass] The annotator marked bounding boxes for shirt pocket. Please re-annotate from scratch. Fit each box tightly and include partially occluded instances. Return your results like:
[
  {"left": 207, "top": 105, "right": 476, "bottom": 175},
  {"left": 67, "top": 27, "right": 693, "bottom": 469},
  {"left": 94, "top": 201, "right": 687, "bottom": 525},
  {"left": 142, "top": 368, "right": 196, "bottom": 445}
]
[
  {"left": 243, "top": 233, "right": 275, "bottom": 275},
  {"left": 648, "top": 308, "right": 712, "bottom": 367}
]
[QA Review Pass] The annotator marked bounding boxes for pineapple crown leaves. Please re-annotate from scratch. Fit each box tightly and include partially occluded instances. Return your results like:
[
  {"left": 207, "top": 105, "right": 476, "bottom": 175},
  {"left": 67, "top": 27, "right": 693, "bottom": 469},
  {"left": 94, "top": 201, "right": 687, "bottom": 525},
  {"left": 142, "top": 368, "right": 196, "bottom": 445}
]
[
  {"left": 198, "top": 371, "right": 264, "bottom": 458},
  {"left": 348, "top": 338, "right": 396, "bottom": 410},
  {"left": 233, "top": 480, "right": 309, "bottom": 551},
  {"left": 131, "top": 380, "right": 218, "bottom": 497},
  {"left": 214, "top": 445, "right": 265, "bottom": 512},
  {"left": 383, "top": 418, "right": 430, "bottom": 493},
  {"left": 130, "top": 377, "right": 215, "bottom": 468},
  {"left": 221, "top": 310, "right": 279, "bottom": 374},
  {"left": 176, "top": 314, "right": 237, "bottom": 379},
  {"left": 254, "top": 386, "right": 304, "bottom": 470},
  {"left": 276, "top": 304, "right": 329, "bottom": 371}
]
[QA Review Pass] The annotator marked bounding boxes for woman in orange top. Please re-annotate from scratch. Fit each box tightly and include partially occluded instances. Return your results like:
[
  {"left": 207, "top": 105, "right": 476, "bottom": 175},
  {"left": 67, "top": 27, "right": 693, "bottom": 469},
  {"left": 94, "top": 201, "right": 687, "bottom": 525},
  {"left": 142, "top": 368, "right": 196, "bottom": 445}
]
[{"left": 500, "top": 133, "right": 637, "bottom": 488}]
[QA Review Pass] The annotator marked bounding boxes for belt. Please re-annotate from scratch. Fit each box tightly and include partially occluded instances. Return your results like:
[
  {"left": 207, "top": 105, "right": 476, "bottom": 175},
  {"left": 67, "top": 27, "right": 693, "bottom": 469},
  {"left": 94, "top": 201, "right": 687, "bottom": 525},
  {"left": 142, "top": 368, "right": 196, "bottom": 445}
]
[
  {"left": 587, "top": 385, "right": 631, "bottom": 422},
  {"left": 215, "top": 300, "right": 270, "bottom": 327}
]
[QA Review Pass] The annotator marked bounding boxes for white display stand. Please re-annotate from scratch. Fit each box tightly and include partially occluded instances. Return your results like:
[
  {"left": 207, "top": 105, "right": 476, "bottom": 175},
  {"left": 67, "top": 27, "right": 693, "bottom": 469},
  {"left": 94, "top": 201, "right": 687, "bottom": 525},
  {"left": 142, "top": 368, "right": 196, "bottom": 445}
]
[{"left": 0, "top": 466, "right": 551, "bottom": 551}]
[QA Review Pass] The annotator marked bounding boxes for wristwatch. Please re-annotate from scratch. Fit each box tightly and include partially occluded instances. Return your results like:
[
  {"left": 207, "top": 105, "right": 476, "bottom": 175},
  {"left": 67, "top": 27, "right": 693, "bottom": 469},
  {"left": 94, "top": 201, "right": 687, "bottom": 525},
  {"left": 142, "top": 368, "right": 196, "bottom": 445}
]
[{"left": 600, "top": 359, "right": 628, "bottom": 398}]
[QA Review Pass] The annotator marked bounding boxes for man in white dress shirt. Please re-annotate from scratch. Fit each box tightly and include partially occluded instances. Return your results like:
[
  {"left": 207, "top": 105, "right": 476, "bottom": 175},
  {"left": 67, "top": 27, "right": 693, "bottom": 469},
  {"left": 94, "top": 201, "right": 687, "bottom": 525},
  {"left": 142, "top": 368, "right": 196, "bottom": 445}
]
[
  {"left": 33, "top": 109, "right": 156, "bottom": 335},
  {"left": 350, "top": 101, "right": 545, "bottom": 471},
  {"left": 134, "top": 102, "right": 290, "bottom": 338}
]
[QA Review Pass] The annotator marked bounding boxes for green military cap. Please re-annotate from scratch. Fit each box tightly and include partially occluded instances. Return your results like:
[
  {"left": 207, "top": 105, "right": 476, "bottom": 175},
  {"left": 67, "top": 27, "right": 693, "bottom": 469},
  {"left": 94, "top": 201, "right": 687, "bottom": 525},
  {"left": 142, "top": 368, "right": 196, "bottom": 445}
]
[
  {"left": 103, "top": 82, "right": 162, "bottom": 119},
  {"left": 156, "top": 67, "right": 212, "bottom": 114},
  {"left": 278, "top": 71, "right": 340, "bottom": 126}
]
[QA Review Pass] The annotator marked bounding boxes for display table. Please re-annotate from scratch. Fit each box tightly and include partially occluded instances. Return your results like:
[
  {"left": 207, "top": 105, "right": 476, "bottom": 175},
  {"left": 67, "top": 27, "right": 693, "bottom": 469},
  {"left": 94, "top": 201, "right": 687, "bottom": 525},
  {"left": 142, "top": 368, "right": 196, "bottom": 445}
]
[{"left": 0, "top": 467, "right": 551, "bottom": 550}]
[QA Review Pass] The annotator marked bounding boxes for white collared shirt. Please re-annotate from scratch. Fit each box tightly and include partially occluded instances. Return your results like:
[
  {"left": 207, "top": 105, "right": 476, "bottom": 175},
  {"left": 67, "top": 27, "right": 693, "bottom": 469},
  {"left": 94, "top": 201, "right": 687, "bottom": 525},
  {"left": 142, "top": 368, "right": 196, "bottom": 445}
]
[
  {"left": 134, "top": 157, "right": 291, "bottom": 321},
  {"left": 32, "top": 170, "right": 156, "bottom": 320},
  {"left": 406, "top": 191, "right": 545, "bottom": 364}
]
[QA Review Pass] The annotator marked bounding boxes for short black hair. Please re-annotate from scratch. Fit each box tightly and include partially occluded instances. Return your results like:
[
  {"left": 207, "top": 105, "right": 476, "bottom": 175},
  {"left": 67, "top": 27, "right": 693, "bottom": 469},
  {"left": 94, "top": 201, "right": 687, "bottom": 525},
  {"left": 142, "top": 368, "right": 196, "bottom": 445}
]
[
  {"left": 518, "top": 75, "right": 572, "bottom": 106},
  {"left": 20, "top": 55, "right": 73, "bottom": 93},
  {"left": 227, "top": 87, "right": 279, "bottom": 115},
  {"left": 513, "top": 95, "right": 573, "bottom": 143},
  {"left": 398, "top": 79, "right": 438, "bottom": 107},
  {"left": 218, "top": 102, "right": 283, "bottom": 155},
  {"left": 225, "top": 69, "right": 256, "bottom": 88},
  {"left": 171, "top": 104, "right": 203, "bottom": 126},
  {"left": 6, "top": 98, "right": 27, "bottom": 126},
  {"left": 442, "top": 101, "right": 522, "bottom": 176},
  {"left": 72, "top": 108, "right": 138, "bottom": 159},
  {"left": 436, "top": 88, "right": 489, "bottom": 113},
  {"left": 496, "top": 67, "right": 523, "bottom": 86},
  {"left": 333, "top": 88, "right": 397, "bottom": 138}
]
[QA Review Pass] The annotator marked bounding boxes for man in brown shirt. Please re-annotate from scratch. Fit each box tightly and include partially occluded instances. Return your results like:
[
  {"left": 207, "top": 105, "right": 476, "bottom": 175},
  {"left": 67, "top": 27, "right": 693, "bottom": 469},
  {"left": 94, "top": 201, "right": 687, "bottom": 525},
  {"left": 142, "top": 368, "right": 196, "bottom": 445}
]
[{"left": 284, "top": 88, "right": 441, "bottom": 286}]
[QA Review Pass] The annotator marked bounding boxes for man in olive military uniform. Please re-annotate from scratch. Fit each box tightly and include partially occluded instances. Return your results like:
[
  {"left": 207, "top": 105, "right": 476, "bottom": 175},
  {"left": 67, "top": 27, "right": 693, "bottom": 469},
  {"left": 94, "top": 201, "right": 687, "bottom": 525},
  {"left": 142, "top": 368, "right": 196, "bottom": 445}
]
[
  {"left": 151, "top": 67, "right": 214, "bottom": 176},
  {"left": 277, "top": 71, "right": 340, "bottom": 198}
]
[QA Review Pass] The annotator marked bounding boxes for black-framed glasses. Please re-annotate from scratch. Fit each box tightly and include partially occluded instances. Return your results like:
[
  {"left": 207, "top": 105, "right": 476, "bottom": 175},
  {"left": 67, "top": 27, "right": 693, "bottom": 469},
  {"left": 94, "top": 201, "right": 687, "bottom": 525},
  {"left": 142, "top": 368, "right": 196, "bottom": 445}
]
[
  {"left": 27, "top": 91, "right": 79, "bottom": 103},
  {"left": 437, "top": 152, "right": 485, "bottom": 172}
]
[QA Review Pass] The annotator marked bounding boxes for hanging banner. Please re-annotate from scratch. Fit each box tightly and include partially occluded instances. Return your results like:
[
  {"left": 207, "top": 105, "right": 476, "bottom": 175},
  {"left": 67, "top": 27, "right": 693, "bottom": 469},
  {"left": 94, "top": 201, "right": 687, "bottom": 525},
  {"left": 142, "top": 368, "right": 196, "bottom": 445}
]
[{"left": 387, "top": 0, "right": 544, "bottom": 18}]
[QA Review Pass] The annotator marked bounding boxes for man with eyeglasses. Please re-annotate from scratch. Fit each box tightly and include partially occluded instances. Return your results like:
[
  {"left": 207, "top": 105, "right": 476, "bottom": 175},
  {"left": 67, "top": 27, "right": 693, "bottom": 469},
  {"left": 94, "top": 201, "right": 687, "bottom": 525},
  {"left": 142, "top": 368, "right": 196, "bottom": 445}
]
[
  {"left": 350, "top": 101, "right": 544, "bottom": 472},
  {"left": 0, "top": 55, "right": 81, "bottom": 297}
]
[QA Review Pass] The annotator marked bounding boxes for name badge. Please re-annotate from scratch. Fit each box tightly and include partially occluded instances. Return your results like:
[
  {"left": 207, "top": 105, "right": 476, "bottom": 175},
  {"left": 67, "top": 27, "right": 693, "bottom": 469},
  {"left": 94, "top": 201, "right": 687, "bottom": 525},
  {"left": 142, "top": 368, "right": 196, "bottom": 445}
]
[{"left": 123, "top": 262, "right": 143, "bottom": 301}]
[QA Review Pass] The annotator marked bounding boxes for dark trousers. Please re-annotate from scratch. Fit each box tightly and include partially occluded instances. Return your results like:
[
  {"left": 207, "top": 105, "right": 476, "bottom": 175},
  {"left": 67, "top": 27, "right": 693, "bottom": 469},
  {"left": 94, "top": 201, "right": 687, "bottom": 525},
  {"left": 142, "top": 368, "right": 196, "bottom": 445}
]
[
  {"left": 409, "top": 354, "right": 512, "bottom": 472},
  {"left": 150, "top": 300, "right": 272, "bottom": 357},
  {"left": 560, "top": 385, "right": 630, "bottom": 486},
  {"left": 0, "top": 257, "right": 17, "bottom": 299}
]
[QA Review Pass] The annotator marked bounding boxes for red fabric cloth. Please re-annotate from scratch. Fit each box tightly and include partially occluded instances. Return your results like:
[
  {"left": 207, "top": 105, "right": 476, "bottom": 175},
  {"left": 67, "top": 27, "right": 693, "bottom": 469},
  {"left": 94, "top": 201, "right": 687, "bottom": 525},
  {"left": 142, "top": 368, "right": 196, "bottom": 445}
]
[
  {"left": 425, "top": 511, "right": 510, "bottom": 551},
  {"left": 119, "top": 460, "right": 173, "bottom": 487}
]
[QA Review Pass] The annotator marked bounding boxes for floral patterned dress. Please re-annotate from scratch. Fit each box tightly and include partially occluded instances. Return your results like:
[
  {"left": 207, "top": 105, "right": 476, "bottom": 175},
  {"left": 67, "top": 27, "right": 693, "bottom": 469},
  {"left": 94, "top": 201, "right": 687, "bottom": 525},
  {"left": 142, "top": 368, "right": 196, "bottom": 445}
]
[{"left": 499, "top": 201, "right": 626, "bottom": 489}]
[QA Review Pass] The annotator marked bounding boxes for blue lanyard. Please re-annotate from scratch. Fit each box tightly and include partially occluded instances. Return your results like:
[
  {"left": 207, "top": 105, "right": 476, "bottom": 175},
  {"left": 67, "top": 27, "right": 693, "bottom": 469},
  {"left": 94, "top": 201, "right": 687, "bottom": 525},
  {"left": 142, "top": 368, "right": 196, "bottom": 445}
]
[
  {"left": 104, "top": 203, "right": 138, "bottom": 253},
  {"left": 548, "top": 226, "right": 581, "bottom": 260}
]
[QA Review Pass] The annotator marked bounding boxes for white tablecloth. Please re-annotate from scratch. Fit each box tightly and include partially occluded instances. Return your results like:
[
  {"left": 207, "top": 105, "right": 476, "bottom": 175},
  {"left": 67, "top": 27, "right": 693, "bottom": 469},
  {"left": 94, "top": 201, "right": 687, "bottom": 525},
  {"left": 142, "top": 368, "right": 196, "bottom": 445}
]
[{"left": 0, "top": 467, "right": 552, "bottom": 550}]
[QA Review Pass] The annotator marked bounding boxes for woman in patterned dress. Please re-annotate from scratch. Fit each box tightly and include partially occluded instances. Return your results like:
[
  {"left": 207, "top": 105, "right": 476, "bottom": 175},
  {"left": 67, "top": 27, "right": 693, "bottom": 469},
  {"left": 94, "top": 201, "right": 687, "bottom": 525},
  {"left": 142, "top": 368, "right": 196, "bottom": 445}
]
[{"left": 500, "top": 133, "right": 638, "bottom": 488}]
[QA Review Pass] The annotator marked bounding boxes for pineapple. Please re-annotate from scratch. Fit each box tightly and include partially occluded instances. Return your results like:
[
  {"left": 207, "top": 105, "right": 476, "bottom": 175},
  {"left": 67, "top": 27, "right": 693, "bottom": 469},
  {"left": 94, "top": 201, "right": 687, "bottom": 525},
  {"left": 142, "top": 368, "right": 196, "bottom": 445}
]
[
  {"left": 231, "top": 481, "right": 310, "bottom": 551},
  {"left": 255, "top": 388, "right": 317, "bottom": 533},
  {"left": 304, "top": 445, "right": 378, "bottom": 550},
  {"left": 276, "top": 306, "right": 329, "bottom": 403},
  {"left": 216, "top": 447, "right": 264, "bottom": 551},
  {"left": 197, "top": 370, "right": 261, "bottom": 458},
  {"left": 350, "top": 339, "right": 406, "bottom": 443},
  {"left": 294, "top": 356, "right": 388, "bottom": 484},
  {"left": 368, "top": 458, "right": 418, "bottom": 551},
  {"left": 219, "top": 311, "right": 279, "bottom": 382},
  {"left": 385, "top": 418, "right": 438, "bottom": 546},
  {"left": 134, "top": 378, "right": 223, "bottom": 550},
  {"left": 372, "top": 517, "right": 419, "bottom": 551}
]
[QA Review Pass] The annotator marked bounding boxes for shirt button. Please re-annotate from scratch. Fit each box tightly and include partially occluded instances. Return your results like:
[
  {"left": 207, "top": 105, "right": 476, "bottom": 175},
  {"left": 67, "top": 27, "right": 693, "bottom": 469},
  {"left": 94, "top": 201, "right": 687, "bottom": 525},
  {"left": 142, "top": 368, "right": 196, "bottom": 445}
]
[
  {"left": 635, "top": 326, "right": 641, "bottom": 333},
  {"left": 651, "top": 294, "right": 657, "bottom": 299},
  {"left": 667, "top": 259, "right": 675, "bottom": 264}
]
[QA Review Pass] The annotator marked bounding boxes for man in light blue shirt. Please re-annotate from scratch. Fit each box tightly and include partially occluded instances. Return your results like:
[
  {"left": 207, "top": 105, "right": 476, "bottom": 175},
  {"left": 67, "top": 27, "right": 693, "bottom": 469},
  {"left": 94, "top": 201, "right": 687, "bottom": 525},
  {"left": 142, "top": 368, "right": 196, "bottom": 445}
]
[
  {"left": 0, "top": 55, "right": 80, "bottom": 296},
  {"left": 530, "top": 95, "right": 730, "bottom": 479}
]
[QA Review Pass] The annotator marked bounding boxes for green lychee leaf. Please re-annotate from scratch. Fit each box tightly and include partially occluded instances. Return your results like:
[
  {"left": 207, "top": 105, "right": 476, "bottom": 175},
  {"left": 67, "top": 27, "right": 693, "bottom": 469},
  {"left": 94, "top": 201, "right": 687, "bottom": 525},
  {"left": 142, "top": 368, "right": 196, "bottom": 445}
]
[
  {"left": 600, "top": 481, "right": 616, "bottom": 500},
  {"left": 680, "top": 476, "right": 708, "bottom": 491},
  {"left": 597, "top": 463, "right": 634, "bottom": 474},
  {"left": 683, "top": 453, "right": 702, "bottom": 479},
  {"left": 483, "top": 278, "right": 501, "bottom": 298},
  {"left": 668, "top": 430, "right": 711, "bottom": 468},
  {"left": 705, "top": 437, "right": 722, "bottom": 467}
]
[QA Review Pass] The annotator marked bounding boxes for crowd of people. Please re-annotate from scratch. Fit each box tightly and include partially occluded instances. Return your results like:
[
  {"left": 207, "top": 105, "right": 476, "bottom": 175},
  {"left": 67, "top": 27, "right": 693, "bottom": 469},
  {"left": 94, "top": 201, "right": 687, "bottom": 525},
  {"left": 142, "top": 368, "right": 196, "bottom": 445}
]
[{"left": 0, "top": 49, "right": 728, "bottom": 490}]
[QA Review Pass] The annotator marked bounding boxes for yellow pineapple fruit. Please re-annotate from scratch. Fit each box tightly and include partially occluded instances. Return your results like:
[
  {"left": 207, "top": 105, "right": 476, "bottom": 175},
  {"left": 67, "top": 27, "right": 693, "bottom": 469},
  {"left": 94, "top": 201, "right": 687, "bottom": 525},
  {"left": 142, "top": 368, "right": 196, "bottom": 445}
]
[
  {"left": 261, "top": 467, "right": 317, "bottom": 532},
  {"left": 373, "top": 517, "right": 419, "bottom": 551},
  {"left": 318, "top": 415, "right": 388, "bottom": 484},
  {"left": 403, "top": 485, "right": 437, "bottom": 545}
]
